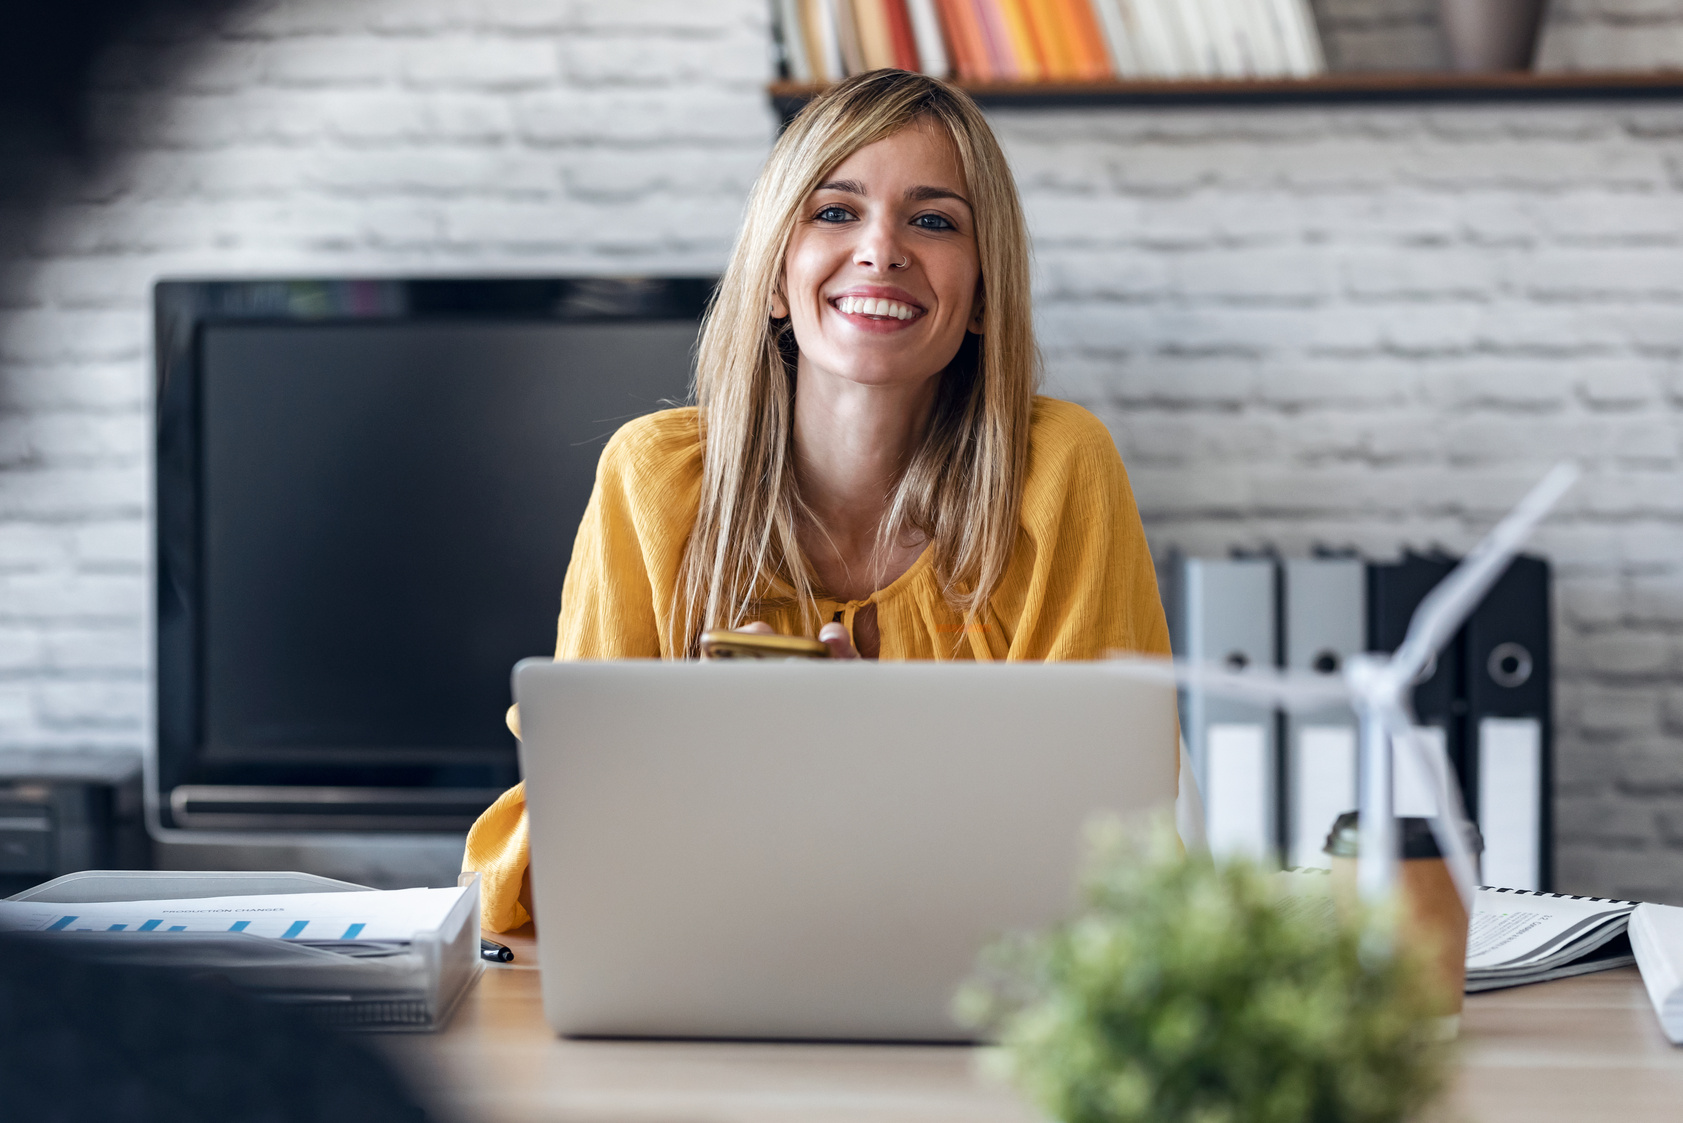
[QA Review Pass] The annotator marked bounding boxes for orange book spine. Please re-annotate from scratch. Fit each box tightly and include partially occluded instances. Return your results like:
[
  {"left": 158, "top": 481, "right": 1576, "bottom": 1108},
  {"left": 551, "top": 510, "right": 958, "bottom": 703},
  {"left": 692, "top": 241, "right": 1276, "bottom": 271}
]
[
  {"left": 884, "top": 0, "right": 923, "bottom": 70},
  {"left": 1022, "top": 0, "right": 1075, "bottom": 77},
  {"left": 935, "top": 0, "right": 992, "bottom": 79},
  {"left": 993, "top": 0, "right": 1047, "bottom": 79},
  {"left": 971, "top": 0, "right": 1021, "bottom": 79},
  {"left": 1057, "top": 0, "right": 1113, "bottom": 79}
]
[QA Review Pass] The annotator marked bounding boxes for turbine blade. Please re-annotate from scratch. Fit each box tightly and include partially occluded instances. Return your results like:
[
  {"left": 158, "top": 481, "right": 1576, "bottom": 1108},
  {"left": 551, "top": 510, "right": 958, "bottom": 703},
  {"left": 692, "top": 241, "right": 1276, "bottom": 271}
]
[
  {"left": 1106, "top": 654, "right": 1351, "bottom": 712},
  {"left": 1390, "top": 462, "right": 1578, "bottom": 684}
]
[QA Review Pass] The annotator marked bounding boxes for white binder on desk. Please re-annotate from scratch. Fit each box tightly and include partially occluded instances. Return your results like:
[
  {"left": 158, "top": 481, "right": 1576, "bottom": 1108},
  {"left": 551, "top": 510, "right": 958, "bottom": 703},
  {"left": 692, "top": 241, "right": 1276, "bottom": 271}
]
[
  {"left": 1173, "top": 557, "right": 1278, "bottom": 861},
  {"left": 1281, "top": 558, "right": 1363, "bottom": 869},
  {"left": 0, "top": 869, "right": 482, "bottom": 1031}
]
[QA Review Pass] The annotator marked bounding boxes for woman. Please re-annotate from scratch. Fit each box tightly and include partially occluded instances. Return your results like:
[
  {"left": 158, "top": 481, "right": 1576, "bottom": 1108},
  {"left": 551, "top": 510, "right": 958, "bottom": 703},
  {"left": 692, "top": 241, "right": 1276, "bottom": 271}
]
[{"left": 465, "top": 71, "right": 1171, "bottom": 932}]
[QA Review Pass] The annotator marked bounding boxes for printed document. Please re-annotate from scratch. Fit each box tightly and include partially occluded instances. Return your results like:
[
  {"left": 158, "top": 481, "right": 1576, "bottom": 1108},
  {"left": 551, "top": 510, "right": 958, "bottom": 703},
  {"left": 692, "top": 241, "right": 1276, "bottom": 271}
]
[{"left": 0, "top": 886, "right": 467, "bottom": 943}]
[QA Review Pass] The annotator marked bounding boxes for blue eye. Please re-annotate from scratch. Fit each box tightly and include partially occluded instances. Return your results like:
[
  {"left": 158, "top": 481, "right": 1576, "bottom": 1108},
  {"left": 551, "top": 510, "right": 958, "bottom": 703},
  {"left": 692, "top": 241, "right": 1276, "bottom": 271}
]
[
  {"left": 815, "top": 206, "right": 854, "bottom": 223},
  {"left": 913, "top": 213, "right": 956, "bottom": 231}
]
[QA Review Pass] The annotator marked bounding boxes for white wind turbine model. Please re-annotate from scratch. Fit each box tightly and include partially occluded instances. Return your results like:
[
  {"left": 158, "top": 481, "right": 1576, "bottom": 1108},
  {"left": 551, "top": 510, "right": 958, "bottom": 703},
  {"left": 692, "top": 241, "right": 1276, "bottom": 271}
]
[{"left": 1113, "top": 463, "right": 1579, "bottom": 908}]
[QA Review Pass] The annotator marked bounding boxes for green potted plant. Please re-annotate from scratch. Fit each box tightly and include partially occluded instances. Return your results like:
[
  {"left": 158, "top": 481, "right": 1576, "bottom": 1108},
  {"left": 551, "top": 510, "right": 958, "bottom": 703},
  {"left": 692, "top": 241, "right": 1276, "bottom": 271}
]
[{"left": 957, "top": 820, "right": 1448, "bottom": 1123}]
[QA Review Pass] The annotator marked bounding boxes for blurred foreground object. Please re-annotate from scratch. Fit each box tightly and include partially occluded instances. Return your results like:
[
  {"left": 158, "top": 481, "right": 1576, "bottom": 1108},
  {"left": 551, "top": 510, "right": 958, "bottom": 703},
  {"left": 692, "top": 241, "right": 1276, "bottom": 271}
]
[
  {"left": 0, "top": 870, "right": 483, "bottom": 1031},
  {"left": 1325, "top": 812, "right": 1481, "bottom": 1023},
  {"left": 0, "top": 933, "right": 431, "bottom": 1122},
  {"left": 958, "top": 819, "right": 1447, "bottom": 1123}
]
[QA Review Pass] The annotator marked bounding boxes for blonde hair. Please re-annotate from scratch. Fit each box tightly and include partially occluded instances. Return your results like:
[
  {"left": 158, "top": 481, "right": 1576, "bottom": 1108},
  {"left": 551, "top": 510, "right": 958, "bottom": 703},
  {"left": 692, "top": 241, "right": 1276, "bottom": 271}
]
[{"left": 674, "top": 70, "right": 1038, "bottom": 655}]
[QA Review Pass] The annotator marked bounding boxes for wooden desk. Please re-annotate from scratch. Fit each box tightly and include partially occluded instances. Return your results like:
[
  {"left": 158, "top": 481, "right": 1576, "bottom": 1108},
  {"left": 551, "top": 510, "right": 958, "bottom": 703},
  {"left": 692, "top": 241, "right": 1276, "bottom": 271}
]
[{"left": 390, "top": 928, "right": 1683, "bottom": 1123}]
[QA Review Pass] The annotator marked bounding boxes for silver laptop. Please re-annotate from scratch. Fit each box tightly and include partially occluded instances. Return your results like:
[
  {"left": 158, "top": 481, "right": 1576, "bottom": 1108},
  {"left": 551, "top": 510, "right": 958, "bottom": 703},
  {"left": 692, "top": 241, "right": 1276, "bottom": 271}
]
[{"left": 515, "top": 659, "right": 1177, "bottom": 1041}]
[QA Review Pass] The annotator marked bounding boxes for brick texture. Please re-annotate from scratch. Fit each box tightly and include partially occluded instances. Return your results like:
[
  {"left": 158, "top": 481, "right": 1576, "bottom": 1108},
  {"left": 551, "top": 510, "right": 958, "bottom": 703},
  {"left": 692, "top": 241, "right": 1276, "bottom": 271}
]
[
  {"left": 0, "top": 0, "right": 776, "bottom": 760},
  {"left": 4, "top": 0, "right": 1683, "bottom": 902},
  {"left": 1000, "top": 95, "right": 1683, "bottom": 903},
  {"left": 1539, "top": 0, "right": 1683, "bottom": 71}
]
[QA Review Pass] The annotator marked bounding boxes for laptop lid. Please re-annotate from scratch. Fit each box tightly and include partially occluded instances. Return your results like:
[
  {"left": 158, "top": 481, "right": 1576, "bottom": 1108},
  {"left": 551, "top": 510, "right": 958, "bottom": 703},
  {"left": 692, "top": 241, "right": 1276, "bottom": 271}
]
[{"left": 516, "top": 660, "right": 1177, "bottom": 1041}]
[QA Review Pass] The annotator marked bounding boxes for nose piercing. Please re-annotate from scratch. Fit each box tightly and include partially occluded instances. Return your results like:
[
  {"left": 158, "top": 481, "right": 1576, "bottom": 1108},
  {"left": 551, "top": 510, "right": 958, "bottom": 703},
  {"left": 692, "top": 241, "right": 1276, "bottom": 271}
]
[{"left": 891, "top": 256, "right": 908, "bottom": 269}]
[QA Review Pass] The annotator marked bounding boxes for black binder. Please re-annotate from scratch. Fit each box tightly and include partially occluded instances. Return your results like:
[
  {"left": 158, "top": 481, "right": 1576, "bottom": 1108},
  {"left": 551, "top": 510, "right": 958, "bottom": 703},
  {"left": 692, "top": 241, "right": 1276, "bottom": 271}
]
[
  {"left": 1366, "top": 551, "right": 1467, "bottom": 817},
  {"left": 1465, "top": 555, "right": 1552, "bottom": 891}
]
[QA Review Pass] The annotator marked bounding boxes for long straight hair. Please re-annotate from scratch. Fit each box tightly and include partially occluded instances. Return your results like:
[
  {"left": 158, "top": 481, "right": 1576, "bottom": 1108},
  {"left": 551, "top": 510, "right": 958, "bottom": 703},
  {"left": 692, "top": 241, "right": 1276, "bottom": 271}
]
[{"left": 674, "top": 70, "right": 1039, "bottom": 655}]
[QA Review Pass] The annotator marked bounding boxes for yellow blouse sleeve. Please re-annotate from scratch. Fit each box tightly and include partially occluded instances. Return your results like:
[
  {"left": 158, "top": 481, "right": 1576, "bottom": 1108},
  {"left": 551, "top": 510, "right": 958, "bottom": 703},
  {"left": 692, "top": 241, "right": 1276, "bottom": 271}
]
[
  {"left": 997, "top": 399, "right": 1172, "bottom": 661},
  {"left": 462, "top": 781, "right": 532, "bottom": 931},
  {"left": 463, "top": 410, "right": 702, "bottom": 931}
]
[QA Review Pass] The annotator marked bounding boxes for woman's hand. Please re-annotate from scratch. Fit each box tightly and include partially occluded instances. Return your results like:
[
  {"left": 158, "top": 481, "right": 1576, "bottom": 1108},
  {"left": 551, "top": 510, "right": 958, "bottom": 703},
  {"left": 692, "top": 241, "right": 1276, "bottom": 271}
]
[{"left": 739, "top": 620, "right": 860, "bottom": 659}]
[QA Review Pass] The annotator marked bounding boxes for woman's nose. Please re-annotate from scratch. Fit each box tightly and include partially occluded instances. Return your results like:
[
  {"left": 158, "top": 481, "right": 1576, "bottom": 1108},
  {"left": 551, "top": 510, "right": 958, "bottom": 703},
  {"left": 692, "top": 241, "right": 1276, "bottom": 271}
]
[{"left": 853, "top": 220, "right": 908, "bottom": 272}]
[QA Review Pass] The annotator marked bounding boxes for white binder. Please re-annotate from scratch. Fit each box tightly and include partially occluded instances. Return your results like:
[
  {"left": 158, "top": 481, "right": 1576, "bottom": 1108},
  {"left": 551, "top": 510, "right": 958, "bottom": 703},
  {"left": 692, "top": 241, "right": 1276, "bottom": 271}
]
[
  {"left": 1280, "top": 558, "right": 1363, "bottom": 869},
  {"left": 1175, "top": 557, "right": 1278, "bottom": 861},
  {"left": 1479, "top": 717, "right": 1543, "bottom": 890}
]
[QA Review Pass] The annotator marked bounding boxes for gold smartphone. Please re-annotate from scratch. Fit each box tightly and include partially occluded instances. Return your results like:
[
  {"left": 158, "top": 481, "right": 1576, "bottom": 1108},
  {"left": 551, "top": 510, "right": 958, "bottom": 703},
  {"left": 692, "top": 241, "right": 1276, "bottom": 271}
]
[{"left": 700, "top": 629, "right": 830, "bottom": 660}]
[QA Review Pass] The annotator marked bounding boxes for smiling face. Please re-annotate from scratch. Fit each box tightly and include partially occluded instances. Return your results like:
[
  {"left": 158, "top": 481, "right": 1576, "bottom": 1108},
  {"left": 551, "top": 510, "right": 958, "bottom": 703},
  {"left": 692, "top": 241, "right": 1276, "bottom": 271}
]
[{"left": 777, "top": 121, "right": 983, "bottom": 393}]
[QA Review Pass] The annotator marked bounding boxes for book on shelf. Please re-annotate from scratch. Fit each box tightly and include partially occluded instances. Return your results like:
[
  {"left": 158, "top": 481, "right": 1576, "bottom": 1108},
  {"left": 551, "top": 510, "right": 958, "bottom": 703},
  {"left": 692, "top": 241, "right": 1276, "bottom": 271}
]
[
  {"left": 835, "top": 0, "right": 868, "bottom": 75},
  {"left": 905, "top": 0, "right": 950, "bottom": 76},
  {"left": 855, "top": 0, "right": 899, "bottom": 70},
  {"left": 771, "top": 0, "right": 1326, "bottom": 85},
  {"left": 884, "top": 0, "right": 923, "bottom": 70},
  {"left": 975, "top": 0, "right": 1018, "bottom": 79}
]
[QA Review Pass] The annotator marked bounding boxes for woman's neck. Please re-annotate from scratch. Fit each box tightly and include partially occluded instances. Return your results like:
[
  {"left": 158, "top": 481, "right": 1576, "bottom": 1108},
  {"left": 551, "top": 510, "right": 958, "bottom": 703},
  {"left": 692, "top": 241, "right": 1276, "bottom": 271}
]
[{"left": 792, "top": 359, "right": 937, "bottom": 599}]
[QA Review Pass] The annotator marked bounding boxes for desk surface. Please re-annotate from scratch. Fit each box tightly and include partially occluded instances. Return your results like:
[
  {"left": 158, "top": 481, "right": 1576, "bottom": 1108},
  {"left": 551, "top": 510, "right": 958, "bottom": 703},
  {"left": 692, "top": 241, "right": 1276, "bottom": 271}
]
[{"left": 391, "top": 927, "right": 1683, "bottom": 1123}]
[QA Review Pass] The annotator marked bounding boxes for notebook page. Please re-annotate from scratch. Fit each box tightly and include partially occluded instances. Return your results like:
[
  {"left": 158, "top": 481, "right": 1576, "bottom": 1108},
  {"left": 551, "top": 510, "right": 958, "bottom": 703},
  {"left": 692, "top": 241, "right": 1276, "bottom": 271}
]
[{"left": 1467, "top": 889, "right": 1634, "bottom": 972}]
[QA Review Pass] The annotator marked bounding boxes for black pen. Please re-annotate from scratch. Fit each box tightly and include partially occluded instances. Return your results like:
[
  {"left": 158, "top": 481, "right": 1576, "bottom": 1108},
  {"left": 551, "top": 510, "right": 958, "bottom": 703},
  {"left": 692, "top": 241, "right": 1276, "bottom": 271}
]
[{"left": 480, "top": 937, "right": 514, "bottom": 963}]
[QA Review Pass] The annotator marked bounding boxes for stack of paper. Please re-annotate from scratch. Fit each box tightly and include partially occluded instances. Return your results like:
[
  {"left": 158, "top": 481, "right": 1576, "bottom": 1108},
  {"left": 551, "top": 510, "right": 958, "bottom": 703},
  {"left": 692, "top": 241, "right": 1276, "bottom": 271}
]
[
  {"left": 0, "top": 886, "right": 468, "bottom": 946},
  {"left": 0, "top": 874, "right": 482, "bottom": 1031},
  {"left": 1630, "top": 902, "right": 1683, "bottom": 1043}
]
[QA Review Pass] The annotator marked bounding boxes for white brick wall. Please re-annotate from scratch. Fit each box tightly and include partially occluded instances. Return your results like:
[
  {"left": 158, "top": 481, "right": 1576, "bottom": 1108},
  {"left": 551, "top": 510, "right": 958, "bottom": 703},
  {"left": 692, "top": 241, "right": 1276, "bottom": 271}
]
[
  {"left": 1002, "top": 98, "right": 1683, "bottom": 903},
  {"left": 0, "top": 0, "right": 777, "bottom": 760},
  {"left": 5, "top": 0, "right": 1683, "bottom": 901},
  {"left": 1540, "top": 0, "right": 1683, "bottom": 71}
]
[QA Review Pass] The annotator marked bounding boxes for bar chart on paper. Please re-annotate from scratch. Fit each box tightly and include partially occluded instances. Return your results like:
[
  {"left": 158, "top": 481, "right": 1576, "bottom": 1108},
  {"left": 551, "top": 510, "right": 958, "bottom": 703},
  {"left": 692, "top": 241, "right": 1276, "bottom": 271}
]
[{"left": 0, "top": 887, "right": 466, "bottom": 942}]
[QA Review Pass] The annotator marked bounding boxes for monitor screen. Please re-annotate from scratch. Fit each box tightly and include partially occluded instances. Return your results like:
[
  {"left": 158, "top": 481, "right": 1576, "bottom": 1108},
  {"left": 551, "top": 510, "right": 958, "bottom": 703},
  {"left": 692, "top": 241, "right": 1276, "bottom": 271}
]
[{"left": 197, "top": 319, "right": 695, "bottom": 758}]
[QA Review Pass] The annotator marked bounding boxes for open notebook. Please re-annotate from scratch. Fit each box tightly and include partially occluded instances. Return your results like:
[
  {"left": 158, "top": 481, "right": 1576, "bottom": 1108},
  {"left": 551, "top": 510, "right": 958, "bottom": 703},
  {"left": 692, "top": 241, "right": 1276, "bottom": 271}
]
[
  {"left": 1466, "top": 887, "right": 1635, "bottom": 992},
  {"left": 1282, "top": 871, "right": 1636, "bottom": 992}
]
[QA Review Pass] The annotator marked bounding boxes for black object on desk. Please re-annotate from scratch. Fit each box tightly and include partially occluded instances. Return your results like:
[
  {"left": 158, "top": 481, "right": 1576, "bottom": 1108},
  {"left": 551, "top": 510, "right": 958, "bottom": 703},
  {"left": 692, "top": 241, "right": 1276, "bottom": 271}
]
[
  {"left": 0, "top": 751, "right": 148, "bottom": 898},
  {"left": 480, "top": 938, "right": 513, "bottom": 963}
]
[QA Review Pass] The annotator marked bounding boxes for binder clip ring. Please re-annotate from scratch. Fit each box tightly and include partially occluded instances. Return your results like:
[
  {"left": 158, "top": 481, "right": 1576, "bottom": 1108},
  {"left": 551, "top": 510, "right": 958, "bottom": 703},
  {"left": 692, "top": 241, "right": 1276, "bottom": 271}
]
[{"left": 1488, "top": 642, "right": 1533, "bottom": 689}]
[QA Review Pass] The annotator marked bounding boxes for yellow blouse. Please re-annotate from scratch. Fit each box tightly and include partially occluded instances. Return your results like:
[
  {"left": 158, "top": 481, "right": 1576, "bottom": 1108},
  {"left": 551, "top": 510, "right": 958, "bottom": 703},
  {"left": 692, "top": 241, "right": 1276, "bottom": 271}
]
[{"left": 463, "top": 396, "right": 1172, "bottom": 931}]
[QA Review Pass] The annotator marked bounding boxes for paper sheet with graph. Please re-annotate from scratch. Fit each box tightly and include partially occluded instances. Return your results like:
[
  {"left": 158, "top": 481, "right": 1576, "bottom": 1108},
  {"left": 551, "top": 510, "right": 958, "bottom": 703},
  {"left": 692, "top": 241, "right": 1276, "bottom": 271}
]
[{"left": 0, "top": 886, "right": 467, "bottom": 943}]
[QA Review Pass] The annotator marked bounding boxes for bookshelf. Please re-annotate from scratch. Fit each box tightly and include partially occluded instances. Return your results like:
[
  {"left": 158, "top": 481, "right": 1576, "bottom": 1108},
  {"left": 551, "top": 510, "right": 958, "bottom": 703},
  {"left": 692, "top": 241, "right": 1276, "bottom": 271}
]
[{"left": 769, "top": 70, "right": 1683, "bottom": 121}]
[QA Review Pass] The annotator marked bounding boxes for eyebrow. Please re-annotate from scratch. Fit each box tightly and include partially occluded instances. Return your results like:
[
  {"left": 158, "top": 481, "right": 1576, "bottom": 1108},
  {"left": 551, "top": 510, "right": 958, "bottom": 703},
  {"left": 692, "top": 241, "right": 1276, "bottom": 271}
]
[{"left": 814, "top": 180, "right": 972, "bottom": 208}]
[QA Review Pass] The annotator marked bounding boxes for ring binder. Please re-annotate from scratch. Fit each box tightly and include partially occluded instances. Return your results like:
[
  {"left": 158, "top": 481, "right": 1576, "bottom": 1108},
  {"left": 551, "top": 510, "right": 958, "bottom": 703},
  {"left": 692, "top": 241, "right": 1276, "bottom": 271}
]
[
  {"left": 1281, "top": 558, "right": 1364, "bottom": 869},
  {"left": 1169, "top": 556, "right": 1278, "bottom": 860},
  {"left": 1465, "top": 555, "right": 1552, "bottom": 891}
]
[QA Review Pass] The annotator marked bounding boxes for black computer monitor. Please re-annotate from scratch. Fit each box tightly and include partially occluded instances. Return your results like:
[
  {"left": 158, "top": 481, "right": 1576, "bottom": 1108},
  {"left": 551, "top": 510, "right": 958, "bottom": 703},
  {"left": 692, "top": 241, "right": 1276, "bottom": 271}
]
[{"left": 154, "top": 278, "right": 712, "bottom": 831}]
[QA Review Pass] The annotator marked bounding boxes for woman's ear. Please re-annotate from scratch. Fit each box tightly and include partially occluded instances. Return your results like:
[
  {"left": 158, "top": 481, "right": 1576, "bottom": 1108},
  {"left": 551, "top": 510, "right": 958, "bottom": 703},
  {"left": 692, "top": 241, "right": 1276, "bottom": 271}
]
[
  {"left": 769, "top": 288, "right": 790, "bottom": 319},
  {"left": 967, "top": 288, "right": 985, "bottom": 335}
]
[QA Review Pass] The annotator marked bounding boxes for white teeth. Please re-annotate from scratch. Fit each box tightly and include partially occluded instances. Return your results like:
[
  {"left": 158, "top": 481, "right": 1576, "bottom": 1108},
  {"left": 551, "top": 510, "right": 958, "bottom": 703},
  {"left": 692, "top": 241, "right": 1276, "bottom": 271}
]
[{"left": 835, "top": 296, "right": 918, "bottom": 320}]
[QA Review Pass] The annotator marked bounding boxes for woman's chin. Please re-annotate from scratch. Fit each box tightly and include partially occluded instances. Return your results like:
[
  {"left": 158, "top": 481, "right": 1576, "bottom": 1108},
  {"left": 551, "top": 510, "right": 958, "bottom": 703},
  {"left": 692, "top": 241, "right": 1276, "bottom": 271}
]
[{"left": 808, "top": 362, "right": 945, "bottom": 391}]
